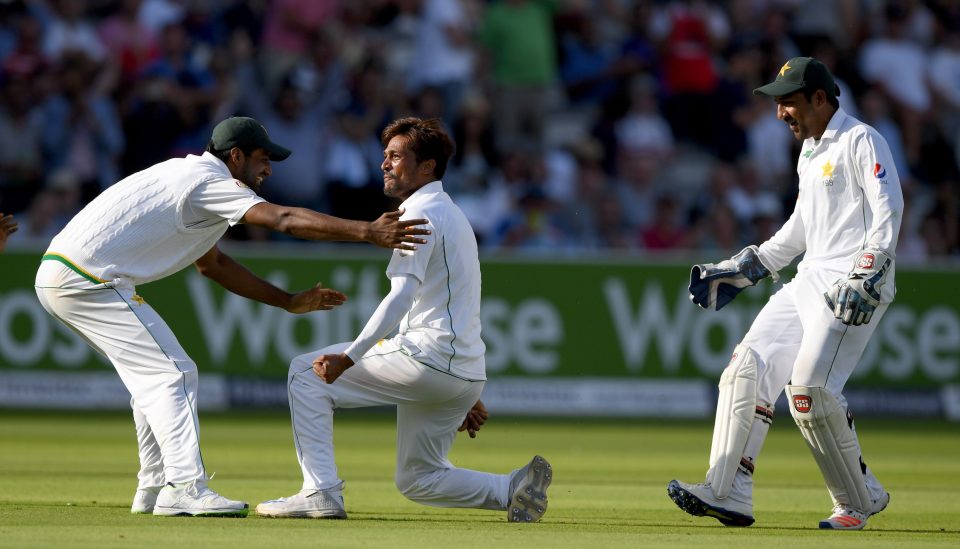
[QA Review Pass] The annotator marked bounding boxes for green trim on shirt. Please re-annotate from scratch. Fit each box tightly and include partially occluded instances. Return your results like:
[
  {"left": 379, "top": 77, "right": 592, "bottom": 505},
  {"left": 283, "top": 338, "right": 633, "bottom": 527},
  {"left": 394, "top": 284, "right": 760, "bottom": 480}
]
[{"left": 41, "top": 253, "right": 108, "bottom": 284}]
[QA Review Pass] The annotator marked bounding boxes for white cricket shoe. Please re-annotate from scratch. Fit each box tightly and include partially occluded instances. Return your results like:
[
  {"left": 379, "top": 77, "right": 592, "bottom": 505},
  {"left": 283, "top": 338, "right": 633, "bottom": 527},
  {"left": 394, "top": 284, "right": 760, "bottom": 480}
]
[
  {"left": 256, "top": 483, "right": 347, "bottom": 519},
  {"left": 153, "top": 480, "right": 248, "bottom": 517},
  {"left": 819, "top": 492, "right": 890, "bottom": 530},
  {"left": 667, "top": 479, "right": 755, "bottom": 527},
  {"left": 871, "top": 491, "right": 891, "bottom": 515},
  {"left": 130, "top": 485, "right": 163, "bottom": 514},
  {"left": 507, "top": 455, "right": 552, "bottom": 523}
]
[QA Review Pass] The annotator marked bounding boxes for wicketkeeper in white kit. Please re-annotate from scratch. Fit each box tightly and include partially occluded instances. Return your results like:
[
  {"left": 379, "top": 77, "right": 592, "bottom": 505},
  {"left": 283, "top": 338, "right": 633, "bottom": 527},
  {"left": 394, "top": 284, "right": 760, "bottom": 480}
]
[
  {"left": 667, "top": 57, "right": 903, "bottom": 530},
  {"left": 255, "top": 117, "right": 553, "bottom": 522},
  {"left": 34, "top": 117, "right": 430, "bottom": 517}
]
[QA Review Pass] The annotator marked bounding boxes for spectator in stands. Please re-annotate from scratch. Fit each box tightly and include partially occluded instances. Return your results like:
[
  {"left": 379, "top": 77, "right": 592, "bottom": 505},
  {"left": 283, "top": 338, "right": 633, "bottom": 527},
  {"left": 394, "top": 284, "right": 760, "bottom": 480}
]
[
  {"left": 324, "top": 102, "right": 391, "bottom": 222},
  {"left": 649, "top": 0, "right": 729, "bottom": 150},
  {"left": 928, "top": 24, "right": 960, "bottom": 167},
  {"left": 615, "top": 74, "right": 674, "bottom": 156},
  {"left": 41, "top": 52, "right": 124, "bottom": 201},
  {"left": 639, "top": 193, "right": 691, "bottom": 251},
  {"left": 42, "top": 0, "right": 107, "bottom": 65},
  {"left": 479, "top": 0, "right": 561, "bottom": 152},
  {"left": 98, "top": 0, "right": 159, "bottom": 89},
  {"left": 558, "top": 9, "right": 633, "bottom": 107},
  {"left": 409, "top": 0, "right": 477, "bottom": 127},
  {"left": 447, "top": 92, "right": 498, "bottom": 194},
  {"left": 859, "top": 1, "right": 931, "bottom": 169},
  {"left": 258, "top": 0, "right": 339, "bottom": 95},
  {"left": 0, "top": 66, "right": 45, "bottom": 214},
  {"left": 13, "top": 168, "right": 82, "bottom": 248}
]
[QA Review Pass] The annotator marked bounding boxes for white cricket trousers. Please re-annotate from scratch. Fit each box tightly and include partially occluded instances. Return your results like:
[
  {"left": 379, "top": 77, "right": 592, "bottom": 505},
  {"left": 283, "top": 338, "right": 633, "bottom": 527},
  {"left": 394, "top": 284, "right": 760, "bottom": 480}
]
[
  {"left": 288, "top": 340, "right": 511, "bottom": 510},
  {"left": 743, "top": 267, "right": 889, "bottom": 406},
  {"left": 35, "top": 260, "right": 205, "bottom": 487}
]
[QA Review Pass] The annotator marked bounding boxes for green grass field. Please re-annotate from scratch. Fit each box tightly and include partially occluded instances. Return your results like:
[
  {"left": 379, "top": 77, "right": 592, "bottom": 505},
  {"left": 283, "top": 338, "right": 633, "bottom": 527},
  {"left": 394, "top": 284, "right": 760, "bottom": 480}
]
[{"left": 0, "top": 410, "right": 958, "bottom": 548}]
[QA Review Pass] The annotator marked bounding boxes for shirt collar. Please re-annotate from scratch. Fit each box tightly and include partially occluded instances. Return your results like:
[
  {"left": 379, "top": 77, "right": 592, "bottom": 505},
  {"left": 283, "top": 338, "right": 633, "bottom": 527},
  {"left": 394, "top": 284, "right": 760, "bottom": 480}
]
[
  {"left": 817, "top": 107, "right": 848, "bottom": 142},
  {"left": 400, "top": 180, "right": 443, "bottom": 208},
  {"left": 200, "top": 151, "right": 234, "bottom": 178}
]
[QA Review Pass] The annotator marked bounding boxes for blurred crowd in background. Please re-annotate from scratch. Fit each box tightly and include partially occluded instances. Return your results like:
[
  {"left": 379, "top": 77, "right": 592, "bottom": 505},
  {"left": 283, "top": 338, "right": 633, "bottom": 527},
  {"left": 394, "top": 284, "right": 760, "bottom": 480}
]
[{"left": 0, "top": 0, "right": 958, "bottom": 261}]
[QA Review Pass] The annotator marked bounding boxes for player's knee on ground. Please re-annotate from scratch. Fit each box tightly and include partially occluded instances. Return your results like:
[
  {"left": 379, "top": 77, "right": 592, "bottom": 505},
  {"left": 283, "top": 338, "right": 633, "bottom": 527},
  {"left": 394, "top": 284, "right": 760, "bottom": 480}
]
[
  {"left": 393, "top": 469, "right": 422, "bottom": 501},
  {"left": 394, "top": 467, "right": 437, "bottom": 503}
]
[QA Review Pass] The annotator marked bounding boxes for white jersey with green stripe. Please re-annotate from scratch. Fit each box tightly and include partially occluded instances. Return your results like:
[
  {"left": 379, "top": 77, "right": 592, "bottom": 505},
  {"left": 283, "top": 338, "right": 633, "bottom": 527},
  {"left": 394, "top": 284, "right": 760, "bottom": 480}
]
[
  {"left": 386, "top": 181, "right": 486, "bottom": 381},
  {"left": 45, "top": 152, "right": 264, "bottom": 286},
  {"left": 756, "top": 107, "right": 903, "bottom": 302}
]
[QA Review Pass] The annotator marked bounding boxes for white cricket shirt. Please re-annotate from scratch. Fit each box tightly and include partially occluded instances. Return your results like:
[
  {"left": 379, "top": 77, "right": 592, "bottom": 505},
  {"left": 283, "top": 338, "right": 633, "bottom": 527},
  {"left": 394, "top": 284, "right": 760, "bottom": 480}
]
[
  {"left": 758, "top": 108, "right": 904, "bottom": 301},
  {"left": 46, "top": 152, "right": 264, "bottom": 285},
  {"left": 387, "top": 181, "right": 486, "bottom": 381}
]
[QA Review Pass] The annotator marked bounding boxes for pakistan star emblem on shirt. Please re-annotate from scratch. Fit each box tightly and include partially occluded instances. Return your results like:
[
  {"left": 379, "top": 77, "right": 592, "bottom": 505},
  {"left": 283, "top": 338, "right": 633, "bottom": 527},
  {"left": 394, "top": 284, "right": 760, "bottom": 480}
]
[{"left": 821, "top": 161, "right": 835, "bottom": 178}]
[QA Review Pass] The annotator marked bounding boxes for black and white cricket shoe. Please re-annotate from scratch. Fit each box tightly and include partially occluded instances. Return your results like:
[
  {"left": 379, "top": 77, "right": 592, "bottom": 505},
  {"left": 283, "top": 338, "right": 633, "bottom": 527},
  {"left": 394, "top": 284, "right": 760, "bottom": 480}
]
[
  {"left": 507, "top": 455, "right": 552, "bottom": 522},
  {"left": 667, "top": 479, "right": 754, "bottom": 527}
]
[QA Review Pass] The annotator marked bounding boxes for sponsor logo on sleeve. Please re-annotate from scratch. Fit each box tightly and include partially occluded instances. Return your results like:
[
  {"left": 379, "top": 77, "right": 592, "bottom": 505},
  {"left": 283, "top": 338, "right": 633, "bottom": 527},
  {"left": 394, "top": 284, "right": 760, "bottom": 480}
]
[
  {"left": 873, "top": 163, "right": 888, "bottom": 183},
  {"left": 792, "top": 394, "right": 812, "bottom": 413}
]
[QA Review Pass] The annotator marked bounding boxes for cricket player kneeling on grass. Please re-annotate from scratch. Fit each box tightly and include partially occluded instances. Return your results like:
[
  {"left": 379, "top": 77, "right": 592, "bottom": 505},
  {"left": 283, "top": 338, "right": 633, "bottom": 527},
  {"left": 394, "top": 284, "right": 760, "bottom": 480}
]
[{"left": 255, "top": 117, "right": 552, "bottom": 523}]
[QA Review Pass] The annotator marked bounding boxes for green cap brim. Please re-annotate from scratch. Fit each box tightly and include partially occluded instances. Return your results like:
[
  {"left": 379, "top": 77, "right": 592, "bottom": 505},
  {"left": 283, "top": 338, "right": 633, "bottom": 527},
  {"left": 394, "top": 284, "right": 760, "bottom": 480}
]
[
  {"left": 265, "top": 142, "right": 292, "bottom": 161},
  {"left": 753, "top": 80, "right": 804, "bottom": 97},
  {"left": 753, "top": 81, "right": 841, "bottom": 97}
]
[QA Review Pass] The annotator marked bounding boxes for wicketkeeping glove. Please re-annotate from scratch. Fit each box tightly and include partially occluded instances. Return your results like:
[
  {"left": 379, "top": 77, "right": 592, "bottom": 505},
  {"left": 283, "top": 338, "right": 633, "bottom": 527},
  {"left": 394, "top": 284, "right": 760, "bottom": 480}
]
[
  {"left": 823, "top": 248, "right": 893, "bottom": 326},
  {"left": 689, "top": 245, "right": 777, "bottom": 311}
]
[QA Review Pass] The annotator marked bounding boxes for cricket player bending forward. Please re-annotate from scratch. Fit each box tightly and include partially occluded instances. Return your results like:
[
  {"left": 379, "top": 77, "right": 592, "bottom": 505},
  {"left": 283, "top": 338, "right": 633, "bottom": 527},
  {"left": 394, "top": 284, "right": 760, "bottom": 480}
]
[
  {"left": 668, "top": 57, "right": 903, "bottom": 530},
  {"left": 35, "top": 117, "right": 429, "bottom": 517},
  {"left": 256, "top": 117, "right": 552, "bottom": 522}
]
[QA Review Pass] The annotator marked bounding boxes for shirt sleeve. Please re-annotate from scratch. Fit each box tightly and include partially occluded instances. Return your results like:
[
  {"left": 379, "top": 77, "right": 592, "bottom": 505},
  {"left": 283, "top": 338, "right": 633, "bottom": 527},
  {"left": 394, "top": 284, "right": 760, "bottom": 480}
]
[
  {"left": 757, "top": 202, "right": 807, "bottom": 273},
  {"left": 385, "top": 216, "right": 436, "bottom": 283},
  {"left": 184, "top": 178, "right": 266, "bottom": 228},
  {"left": 853, "top": 130, "right": 904, "bottom": 256},
  {"left": 344, "top": 274, "right": 420, "bottom": 362}
]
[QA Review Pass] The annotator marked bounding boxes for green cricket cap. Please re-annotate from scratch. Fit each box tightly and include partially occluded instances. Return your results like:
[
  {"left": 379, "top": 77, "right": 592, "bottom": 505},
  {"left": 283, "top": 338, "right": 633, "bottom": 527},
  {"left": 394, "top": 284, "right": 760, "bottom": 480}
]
[
  {"left": 211, "top": 116, "right": 292, "bottom": 161},
  {"left": 753, "top": 57, "right": 840, "bottom": 98}
]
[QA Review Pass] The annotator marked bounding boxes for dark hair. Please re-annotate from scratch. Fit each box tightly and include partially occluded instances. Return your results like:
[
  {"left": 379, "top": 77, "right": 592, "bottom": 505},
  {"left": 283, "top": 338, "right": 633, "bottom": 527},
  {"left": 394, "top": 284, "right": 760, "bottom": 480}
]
[
  {"left": 802, "top": 87, "right": 840, "bottom": 110},
  {"left": 204, "top": 139, "right": 255, "bottom": 164},
  {"left": 380, "top": 117, "right": 455, "bottom": 179}
]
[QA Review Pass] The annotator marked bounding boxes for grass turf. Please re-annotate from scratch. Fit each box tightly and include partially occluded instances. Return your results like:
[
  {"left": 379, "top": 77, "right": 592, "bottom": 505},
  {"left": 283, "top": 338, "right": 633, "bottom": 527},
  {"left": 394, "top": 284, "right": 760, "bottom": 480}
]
[{"left": 0, "top": 410, "right": 958, "bottom": 548}]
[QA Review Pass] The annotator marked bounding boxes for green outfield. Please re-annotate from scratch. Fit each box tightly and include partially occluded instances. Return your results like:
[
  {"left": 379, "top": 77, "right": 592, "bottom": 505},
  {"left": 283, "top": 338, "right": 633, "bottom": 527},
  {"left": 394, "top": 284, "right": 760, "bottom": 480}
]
[{"left": 0, "top": 410, "right": 957, "bottom": 548}]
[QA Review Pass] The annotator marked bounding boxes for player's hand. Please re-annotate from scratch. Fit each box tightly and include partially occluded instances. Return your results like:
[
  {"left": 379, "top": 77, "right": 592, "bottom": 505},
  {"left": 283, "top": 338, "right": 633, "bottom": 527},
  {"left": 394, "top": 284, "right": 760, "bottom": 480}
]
[
  {"left": 286, "top": 283, "right": 347, "bottom": 314},
  {"left": 312, "top": 353, "right": 354, "bottom": 384},
  {"left": 367, "top": 209, "right": 430, "bottom": 250},
  {"left": 689, "top": 245, "right": 776, "bottom": 311},
  {"left": 824, "top": 249, "right": 892, "bottom": 326},
  {"left": 0, "top": 213, "right": 18, "bottom": 252},
  {"left": 458, "top": 400, "right": 489, "bottom": 438}
]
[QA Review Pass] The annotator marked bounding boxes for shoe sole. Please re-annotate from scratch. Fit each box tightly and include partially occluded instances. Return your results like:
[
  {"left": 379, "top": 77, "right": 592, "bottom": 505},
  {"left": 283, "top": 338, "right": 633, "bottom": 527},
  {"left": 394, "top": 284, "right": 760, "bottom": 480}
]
[
  {"left": 153, "top": 506, "right": 249, "bottom": 517},
  {"left": 508, "top": 455, "right": 552, "bottom": 523},
  {"left": 819, "top": 518, "right": 866, "bottom": 530},
  {"left": 667, "top": 480, "right": 755, "bottom": 527},
  {"left": 255, "top": 507, "right": 347, "bottom": 519}
]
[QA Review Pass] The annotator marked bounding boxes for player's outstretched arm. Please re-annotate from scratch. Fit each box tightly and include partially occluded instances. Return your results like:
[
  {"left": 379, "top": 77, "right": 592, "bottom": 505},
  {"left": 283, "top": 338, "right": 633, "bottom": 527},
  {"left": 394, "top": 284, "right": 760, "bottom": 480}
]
[
  {"left": 194, "top": 244, "right": 346, "bottom": 313},
  {"left": 242, "top": 202, "right": 430, "bottom": 250},
  {"left": 689, "top": 245, "right": 778, "bottom": 311}
]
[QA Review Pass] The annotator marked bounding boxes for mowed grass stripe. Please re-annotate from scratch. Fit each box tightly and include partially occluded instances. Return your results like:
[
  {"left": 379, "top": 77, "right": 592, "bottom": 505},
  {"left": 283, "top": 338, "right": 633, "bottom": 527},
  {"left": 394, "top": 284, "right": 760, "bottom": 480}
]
[{"left": 0, "top": 411, "right": 958, "bottom": 548}]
